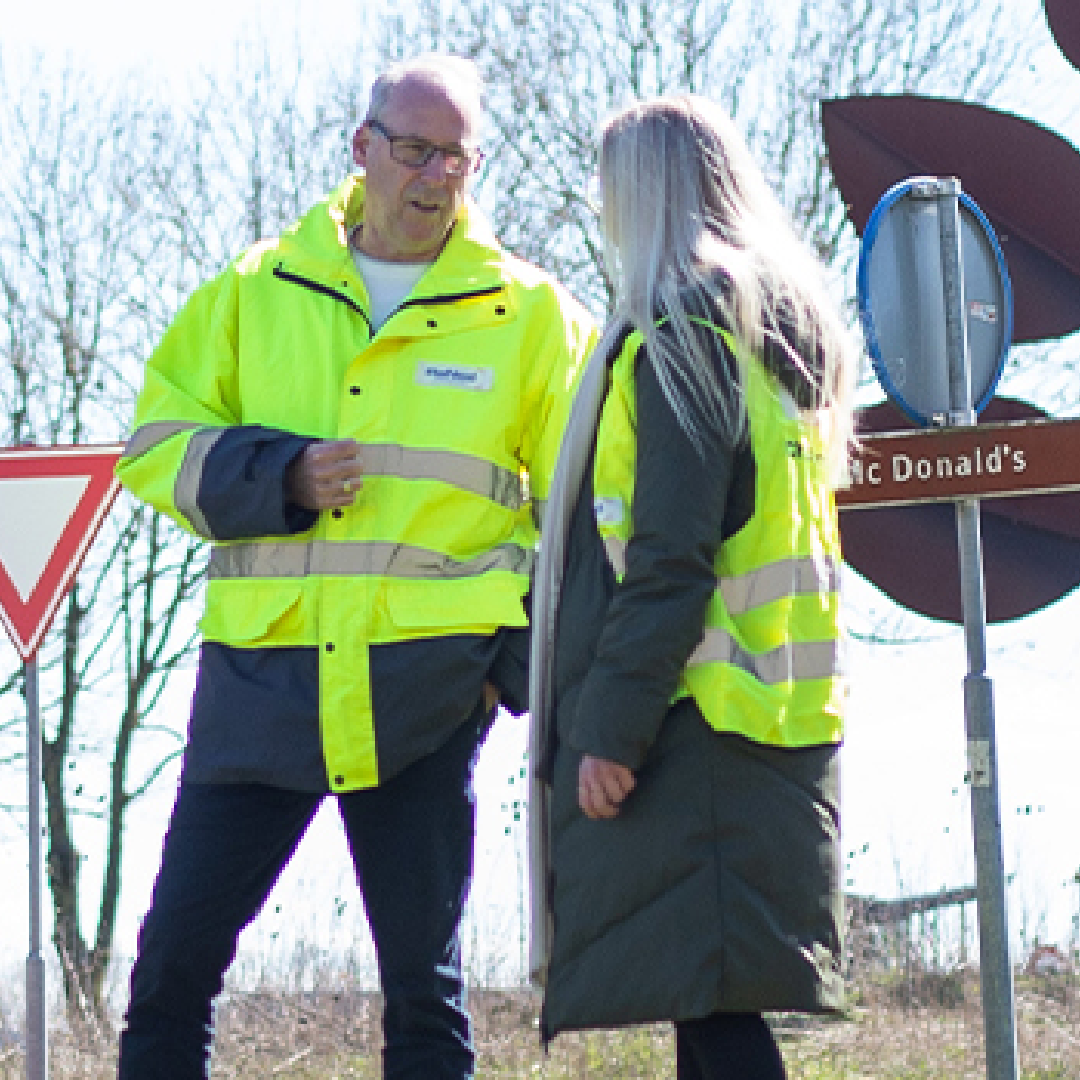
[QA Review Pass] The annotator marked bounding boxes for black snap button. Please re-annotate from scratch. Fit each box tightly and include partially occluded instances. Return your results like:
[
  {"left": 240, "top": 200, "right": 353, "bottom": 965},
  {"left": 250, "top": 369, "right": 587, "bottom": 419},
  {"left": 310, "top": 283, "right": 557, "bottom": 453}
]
[
  {"left": 427, "top": 319, "right": 437, "bottom": 328},
  {"left": 332, "top": 509, "right": 343, "bottom": 519},
  {"left": 334, "top": 775, "right": 345, "bottom": 786},
  {"left": 350, "top": 386, "right": 362, "bottom": 395},
  {"left": 325, "top": 642, "right": 335, "bottom": 653},
  {"left": 495, "top": 305, "right": 506, "bottom": 315}
]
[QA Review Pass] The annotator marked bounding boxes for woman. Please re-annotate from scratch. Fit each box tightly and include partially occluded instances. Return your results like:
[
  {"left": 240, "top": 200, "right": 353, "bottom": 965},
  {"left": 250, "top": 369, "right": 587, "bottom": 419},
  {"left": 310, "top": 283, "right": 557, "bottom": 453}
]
[{"left": 528, "top": 95, "right": 861, "bottom": 1079}]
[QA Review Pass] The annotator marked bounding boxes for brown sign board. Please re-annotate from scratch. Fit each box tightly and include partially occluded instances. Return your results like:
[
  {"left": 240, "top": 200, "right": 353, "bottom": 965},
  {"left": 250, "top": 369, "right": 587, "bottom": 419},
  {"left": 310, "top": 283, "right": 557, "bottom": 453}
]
[
  {"left": 837, "top": 415, "right": 1080, "bottom": 509},
  {"left": 838, "top": 398, "right": 1080, "bottom": 623}
]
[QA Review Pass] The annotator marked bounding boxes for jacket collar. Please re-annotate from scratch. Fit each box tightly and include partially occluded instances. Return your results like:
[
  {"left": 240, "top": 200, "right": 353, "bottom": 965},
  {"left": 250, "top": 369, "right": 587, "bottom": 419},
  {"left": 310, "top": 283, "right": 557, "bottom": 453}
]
[{"left": 321, "top": 174, "right": 507, "bottom": 294}]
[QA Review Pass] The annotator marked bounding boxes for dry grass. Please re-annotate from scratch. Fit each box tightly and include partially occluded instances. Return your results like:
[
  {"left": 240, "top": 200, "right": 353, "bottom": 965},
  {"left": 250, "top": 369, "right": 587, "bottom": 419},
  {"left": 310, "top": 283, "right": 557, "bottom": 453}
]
[{"left": 2, "top": 971, "right": 1078, "bottom": 1079}]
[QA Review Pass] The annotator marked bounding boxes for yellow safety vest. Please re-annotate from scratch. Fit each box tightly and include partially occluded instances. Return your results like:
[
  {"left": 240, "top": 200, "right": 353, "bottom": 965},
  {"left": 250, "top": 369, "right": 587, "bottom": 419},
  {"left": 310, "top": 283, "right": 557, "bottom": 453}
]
[
  {"left": 592, "top": 325, "right": 844, "bottom": 748},
  {"left": 117, "top": 175, "right": 595, "bottom": 789}
]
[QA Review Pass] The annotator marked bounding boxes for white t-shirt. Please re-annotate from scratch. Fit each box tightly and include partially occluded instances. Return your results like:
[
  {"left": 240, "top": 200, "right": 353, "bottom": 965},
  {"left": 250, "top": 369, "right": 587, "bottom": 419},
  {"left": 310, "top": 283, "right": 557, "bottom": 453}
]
[{"left": 351, "top": 249, "right": 432, "bottom": 331}]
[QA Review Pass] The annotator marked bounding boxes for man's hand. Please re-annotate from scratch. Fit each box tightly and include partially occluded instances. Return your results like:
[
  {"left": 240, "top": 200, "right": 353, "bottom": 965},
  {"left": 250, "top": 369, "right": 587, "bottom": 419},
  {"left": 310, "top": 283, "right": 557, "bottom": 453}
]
[
  {"left": 285, "top": 440, "right": 365, "bottom": 511},
  {"left": 578, "top": 754, "right": 636, "bottom": 820}
]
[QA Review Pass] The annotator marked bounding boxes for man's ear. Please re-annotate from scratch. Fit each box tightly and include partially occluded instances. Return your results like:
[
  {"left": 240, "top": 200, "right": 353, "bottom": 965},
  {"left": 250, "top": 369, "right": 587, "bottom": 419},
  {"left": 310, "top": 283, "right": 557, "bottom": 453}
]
[{"left": 352, "top": 127, "right": 369, "bottom": 168}]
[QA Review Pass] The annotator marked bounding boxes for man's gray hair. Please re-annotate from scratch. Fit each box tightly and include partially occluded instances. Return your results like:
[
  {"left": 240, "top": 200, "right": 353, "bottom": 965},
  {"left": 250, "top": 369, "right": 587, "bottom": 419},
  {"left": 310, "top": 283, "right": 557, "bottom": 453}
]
[{"left": 366, "top": 54, "right": 486, "bottom": 133}]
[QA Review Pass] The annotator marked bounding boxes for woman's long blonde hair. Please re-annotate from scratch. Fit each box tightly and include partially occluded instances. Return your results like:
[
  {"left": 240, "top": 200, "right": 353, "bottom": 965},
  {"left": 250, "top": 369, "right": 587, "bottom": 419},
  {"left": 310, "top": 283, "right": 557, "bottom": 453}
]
[{"left": 595, "top": 94, "right": 859, "bottom": 479}]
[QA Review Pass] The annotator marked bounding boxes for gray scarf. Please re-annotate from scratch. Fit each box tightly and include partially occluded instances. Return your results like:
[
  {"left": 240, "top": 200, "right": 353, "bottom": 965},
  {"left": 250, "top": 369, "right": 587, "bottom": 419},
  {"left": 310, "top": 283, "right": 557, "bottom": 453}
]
[{"left": 526, "top": 324, "right": 630, "bottom": 986}]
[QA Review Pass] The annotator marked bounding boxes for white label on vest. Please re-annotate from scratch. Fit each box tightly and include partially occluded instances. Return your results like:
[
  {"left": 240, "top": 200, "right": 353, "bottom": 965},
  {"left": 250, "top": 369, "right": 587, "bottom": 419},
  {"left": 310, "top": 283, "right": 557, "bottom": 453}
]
[
  {"left": 593, "top": 496, "right": 625, "bottom": 524},
  {"left": 416, "top": 362, "right": 494, "bottom": 391}
]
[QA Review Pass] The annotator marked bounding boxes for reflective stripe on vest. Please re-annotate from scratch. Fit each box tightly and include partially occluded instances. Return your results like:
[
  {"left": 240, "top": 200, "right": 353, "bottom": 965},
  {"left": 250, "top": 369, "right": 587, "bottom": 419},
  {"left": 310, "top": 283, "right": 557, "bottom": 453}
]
[
  {"left": 719, "top": 554, "right": 841, "bottom": 615},
  {"left": 602, "top": 533, "right": 626, "bottom": 576},
  {"left": 603, "top": 536, "right": 839, "bottom": 613},
  {"left": 687, "top": 629, "right": 841, "bottom": 683},
  {"left": 208, "top": 539, "right": 534, "bottom": 580},
  {"left": 531, "top": 496, "right": 547, "bottom": 530}
]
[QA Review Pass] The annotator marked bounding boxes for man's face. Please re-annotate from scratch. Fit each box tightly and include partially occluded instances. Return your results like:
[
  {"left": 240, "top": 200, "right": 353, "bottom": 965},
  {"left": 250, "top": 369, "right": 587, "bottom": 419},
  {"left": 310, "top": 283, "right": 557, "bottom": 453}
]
[{"left": 352, "top": 79, "right": 476, "bottom": 262}]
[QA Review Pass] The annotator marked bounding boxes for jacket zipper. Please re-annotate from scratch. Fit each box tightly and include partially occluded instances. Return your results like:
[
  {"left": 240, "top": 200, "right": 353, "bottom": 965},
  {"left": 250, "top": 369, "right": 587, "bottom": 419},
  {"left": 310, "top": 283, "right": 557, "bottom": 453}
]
[
  {"left": 272, "top": 264, "right": 373, "bottom": 333},
  {"left": 397, "top": 284, "right": 505, "bottom": 309},
  {"left": 274, "top": 266, "right": 506, "bottom": 328}
]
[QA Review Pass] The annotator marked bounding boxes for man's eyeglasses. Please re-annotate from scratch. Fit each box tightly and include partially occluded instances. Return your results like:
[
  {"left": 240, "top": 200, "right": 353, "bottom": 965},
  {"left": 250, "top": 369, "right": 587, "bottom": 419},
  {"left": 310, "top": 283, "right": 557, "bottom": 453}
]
[{"left": 368, "top": 119, "right": 484, "bottom": 178}]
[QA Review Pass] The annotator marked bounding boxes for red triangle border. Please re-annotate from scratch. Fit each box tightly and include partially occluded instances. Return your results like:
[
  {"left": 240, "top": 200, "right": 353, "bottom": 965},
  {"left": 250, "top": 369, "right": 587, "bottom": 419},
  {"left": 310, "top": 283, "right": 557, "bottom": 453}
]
[{"left": 0, "top": 445, "right": 123, "bottom": 661}]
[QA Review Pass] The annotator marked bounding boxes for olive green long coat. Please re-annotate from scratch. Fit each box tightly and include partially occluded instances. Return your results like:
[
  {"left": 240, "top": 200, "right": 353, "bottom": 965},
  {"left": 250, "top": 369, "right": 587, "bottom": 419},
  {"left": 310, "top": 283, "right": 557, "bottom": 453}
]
[{"left": 533, "top": 319, "right": 845, "bottom": 1041}]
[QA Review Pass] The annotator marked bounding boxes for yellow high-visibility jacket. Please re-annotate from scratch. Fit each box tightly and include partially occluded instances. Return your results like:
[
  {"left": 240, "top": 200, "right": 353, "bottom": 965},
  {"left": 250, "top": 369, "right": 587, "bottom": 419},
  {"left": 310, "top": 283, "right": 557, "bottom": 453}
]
[
  {"left": 592, "top": 324, "right": 844, "bottom": 748},
  {"left": 117, "top": 175, "right": 595, "bottom": 789}
]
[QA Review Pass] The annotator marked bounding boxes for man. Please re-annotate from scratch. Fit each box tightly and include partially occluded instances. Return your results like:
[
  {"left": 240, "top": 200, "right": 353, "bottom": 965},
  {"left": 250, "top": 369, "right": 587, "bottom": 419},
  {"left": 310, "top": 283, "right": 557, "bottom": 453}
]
[{"left": 115, "top": 54, "right": 595, "bottom": 1079}]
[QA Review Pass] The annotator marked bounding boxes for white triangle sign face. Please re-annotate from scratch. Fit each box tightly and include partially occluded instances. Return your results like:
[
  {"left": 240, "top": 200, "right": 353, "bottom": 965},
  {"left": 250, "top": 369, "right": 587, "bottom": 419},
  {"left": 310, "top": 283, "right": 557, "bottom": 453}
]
[
  {"left": 0, "top": 476, "right": 91, "bottom": 602},
  {"left": 0, "top": 446, "right": 123, "bottom": 661}
]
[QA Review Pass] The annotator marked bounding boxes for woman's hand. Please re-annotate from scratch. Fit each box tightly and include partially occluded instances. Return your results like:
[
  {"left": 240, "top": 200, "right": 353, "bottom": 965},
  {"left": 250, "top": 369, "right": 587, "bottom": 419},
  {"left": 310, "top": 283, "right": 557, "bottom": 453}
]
[{"left": 578, "top": 754, "right": 636, "bottom": 820}]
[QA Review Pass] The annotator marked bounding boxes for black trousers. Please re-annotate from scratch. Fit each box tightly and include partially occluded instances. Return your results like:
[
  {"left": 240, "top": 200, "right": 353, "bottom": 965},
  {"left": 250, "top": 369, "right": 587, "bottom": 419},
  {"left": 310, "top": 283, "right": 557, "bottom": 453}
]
[
  {"left": 675, "top": 1012, "right": 787, "bottom": 1080},
  {"left": 118, "top": 711, "right": 486, "bottom": 1080}
]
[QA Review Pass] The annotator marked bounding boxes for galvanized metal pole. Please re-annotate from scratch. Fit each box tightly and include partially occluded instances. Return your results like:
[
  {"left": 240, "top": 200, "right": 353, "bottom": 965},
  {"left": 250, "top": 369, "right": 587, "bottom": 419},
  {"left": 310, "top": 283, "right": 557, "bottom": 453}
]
[
  {"left": 25, "top": 653, "right": 48, "bottom": 1080},
  {"left": 937, "top": 178, "right": 1018, "bottom": 1080}
]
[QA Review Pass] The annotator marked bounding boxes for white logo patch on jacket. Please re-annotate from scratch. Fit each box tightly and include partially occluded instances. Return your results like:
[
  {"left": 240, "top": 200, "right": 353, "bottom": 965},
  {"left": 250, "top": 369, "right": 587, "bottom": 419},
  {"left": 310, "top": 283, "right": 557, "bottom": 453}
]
[{"left": 416, "top": 362, "right": 494, "bottom": 391}]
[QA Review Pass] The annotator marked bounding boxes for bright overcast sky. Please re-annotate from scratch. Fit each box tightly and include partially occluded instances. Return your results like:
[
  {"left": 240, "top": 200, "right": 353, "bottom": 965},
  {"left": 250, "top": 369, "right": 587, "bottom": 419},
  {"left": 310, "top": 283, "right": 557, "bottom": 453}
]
[
  {"left": 6, "top": 0, "right": 1078, "bottom": 141},
  {"left": 4, "top": 0, "right": 358, "bottom": 89}
]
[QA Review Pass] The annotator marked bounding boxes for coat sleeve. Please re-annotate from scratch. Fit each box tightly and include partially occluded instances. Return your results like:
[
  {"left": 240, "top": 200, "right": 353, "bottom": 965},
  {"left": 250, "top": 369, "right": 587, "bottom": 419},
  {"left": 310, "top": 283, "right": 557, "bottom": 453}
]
[
  {"left": 116, "top": 266, "right": 318, "bottom": 541},
  {"left": 195, "top": 427, "right": 318, "bottom": 540},
  {"left": 565, "top": 337, "right": 743, "bottom": 770}
]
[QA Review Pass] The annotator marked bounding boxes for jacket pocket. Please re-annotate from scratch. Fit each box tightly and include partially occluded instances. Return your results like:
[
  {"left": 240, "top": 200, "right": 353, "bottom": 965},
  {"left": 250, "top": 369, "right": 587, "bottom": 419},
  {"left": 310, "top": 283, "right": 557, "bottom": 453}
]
[
  {"left": 381, "top": 577, "right": 528, "bottom": 640},
  {"left": 199, "top": 580, "right": 311, "bottom": 647}
]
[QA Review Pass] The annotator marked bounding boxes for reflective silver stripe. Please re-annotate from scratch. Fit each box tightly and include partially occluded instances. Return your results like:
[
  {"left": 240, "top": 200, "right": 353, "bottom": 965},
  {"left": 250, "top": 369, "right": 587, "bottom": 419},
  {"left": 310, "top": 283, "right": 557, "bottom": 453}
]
[
  {"left": 602, "top": 539, "right": 836, "bottom": 617},
  {"left": 601, "top": 541, "right": 840, "bottom": 682},
  {"left": 124, "top": 429, "right": 522, "bottom": 512},
  {"left": 121, "top": 421, "right": 202, "bottom": 460},
  {"left": 687, "top": 630, "right": 841, "bottom": 683},
  {"left": 208, "top": 540, "right": 534, "bottom": 580},
  {"left": 720, "top": 556, "right": 840, "bottom": 616},
  {"left": 361, "top": 444, "right": 524, "bottom": 510},
  {"left": 176, "top": 429, "right": 227, "bottom": 540},
  {"left": 603, "top": 534, "right": 626, "bottom": 576},
  {"left": 531, "top": 497, "right": 547, "bottom": 530}
]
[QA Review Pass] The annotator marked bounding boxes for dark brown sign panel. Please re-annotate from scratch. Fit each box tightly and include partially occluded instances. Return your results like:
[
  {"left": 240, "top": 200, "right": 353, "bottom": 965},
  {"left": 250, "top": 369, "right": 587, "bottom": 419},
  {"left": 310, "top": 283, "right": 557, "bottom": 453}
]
[
  {"left": 838, "top": 399, "right": 1080, "bottom": 623},
  {"left": 1045, "top": 0, "right": 1080, "bottom": 71},
  {"left": 821, "top": 94, "right": 1080, "bottom": 344},
  {"left": 838, "top": 416, "right": 1080, "bottom": 509}
]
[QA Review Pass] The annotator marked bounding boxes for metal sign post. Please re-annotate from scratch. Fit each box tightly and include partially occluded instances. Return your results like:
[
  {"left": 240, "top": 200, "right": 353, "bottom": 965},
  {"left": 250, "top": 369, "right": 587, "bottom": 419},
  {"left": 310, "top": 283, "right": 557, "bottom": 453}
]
[
  {"left": 857, "top": 177, "right": 1019, "bottom": 1079},
  {"left": 0, "top": 444, "right": 124, "bottom": 1080},
  {"left": 25, "top": 653, "right": 47, "bottom": 1080},
  {"left": 938, "top": 181, "right": 1018, "bottom": 1080}
]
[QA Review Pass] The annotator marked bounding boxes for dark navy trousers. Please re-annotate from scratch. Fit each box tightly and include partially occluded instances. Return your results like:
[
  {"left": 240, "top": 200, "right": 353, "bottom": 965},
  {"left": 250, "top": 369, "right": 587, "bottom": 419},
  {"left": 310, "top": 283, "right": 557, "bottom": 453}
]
[{"left": 118, "top": 712, "right": 486, "bottom": 1079}]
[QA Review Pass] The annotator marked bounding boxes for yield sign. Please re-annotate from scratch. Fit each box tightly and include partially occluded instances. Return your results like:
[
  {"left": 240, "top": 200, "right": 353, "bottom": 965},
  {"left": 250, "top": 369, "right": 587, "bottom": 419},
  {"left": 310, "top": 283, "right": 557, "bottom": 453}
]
[{"left": 0, "top": 445, "right": 123, "bottom": 660}]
